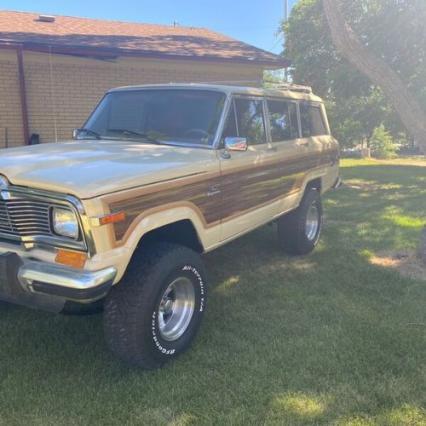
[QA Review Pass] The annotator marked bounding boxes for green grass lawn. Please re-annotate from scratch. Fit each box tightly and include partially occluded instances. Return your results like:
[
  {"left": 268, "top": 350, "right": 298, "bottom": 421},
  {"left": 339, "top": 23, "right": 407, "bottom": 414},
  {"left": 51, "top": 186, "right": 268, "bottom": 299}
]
[{"left": 1, "top": 158, "right": 425, "bottom": 425}]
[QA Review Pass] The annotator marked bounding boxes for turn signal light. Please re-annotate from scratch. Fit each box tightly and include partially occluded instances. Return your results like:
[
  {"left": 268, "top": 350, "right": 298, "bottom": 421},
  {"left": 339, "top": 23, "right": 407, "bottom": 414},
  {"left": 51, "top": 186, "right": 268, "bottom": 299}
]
[
  {"left": 55, "top": 249, "right": 87, "bottom": 269},
  {"left": 99, "top": 211, "right": 126, "bottom": 225}
]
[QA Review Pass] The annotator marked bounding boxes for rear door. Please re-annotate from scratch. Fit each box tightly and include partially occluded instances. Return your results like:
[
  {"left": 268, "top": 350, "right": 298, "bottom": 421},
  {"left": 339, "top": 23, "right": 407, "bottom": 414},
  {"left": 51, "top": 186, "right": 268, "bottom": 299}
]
[{"left": 265, "top": 98, "right": 309, "bottom": 207}]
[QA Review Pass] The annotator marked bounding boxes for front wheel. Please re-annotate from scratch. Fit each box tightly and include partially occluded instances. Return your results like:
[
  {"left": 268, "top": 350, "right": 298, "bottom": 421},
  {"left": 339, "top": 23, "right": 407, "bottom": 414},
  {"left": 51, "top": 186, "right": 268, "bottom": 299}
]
[
  {"left": 103, "top": 242, "right": 207, "bottom": 369},
  {"left": 277, "top": 188, "right": 323, "bottom": 255}
]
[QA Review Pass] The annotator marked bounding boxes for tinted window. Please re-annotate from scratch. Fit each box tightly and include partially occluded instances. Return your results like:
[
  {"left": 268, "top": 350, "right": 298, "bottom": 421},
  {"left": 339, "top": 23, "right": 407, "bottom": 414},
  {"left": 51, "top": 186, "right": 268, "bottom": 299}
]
[
  {"left": 234, "top": 98, "right": 266, "bottom": 145},
  {"left": 300, "top": 103, "right": 328, "bottom": 137},
  {"left": 267, "top": 100, "right": 299, "bottom": 142},
  {"left": 85, "top": 90, "right": 226, "bottom": 146}
]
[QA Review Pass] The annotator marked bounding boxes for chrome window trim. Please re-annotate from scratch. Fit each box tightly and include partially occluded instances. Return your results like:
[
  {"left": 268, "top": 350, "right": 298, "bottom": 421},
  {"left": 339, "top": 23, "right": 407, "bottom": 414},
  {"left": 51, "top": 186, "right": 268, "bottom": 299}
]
[{"left": 0, "top": 185, "right": 95, "bottom": 255}]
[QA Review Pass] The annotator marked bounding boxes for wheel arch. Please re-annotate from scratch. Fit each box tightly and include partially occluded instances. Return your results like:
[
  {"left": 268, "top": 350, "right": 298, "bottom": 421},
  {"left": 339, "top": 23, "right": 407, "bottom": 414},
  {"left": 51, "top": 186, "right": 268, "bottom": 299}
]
[
  {"left": 110, "top": 204, "right": 211, "bottom": 283},
  {"left": 305, "top": 177, "right": 322, "bottom": 193},
  {"left": 136, "top": 219, "right": 204, "bottom": 254}
]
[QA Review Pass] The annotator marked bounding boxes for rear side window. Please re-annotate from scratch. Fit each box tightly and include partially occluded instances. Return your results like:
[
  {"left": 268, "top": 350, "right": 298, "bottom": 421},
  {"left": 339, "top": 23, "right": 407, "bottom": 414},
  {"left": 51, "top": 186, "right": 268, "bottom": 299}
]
[
  {"left": 300, "top": 103, "right": 328, "bottom": 137},
  {"left": 267, "top": 100, "right": 299, "bottom": 142},
  {"left": 234, "top": 98, "right": 266, "bottom": 145}
]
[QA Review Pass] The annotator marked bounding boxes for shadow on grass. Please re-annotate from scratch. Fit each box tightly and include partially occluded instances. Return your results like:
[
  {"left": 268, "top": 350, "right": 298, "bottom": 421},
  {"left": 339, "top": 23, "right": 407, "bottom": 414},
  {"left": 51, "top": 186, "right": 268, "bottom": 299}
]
[{"left": 0, "top": 161, "right": 425, "bottom": 424}]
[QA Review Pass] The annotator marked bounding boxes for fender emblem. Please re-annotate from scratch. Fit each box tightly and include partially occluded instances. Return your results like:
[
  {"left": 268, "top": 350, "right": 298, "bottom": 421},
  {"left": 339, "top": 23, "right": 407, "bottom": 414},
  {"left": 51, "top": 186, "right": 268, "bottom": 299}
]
[{"left": 207, "top": 185, "right": 221, "bottom": 197}]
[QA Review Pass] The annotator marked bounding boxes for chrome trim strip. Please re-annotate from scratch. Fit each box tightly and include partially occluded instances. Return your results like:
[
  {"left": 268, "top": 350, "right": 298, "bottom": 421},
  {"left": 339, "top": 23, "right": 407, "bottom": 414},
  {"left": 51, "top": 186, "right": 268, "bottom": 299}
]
[{"left": 18, "top": 261, "right": 117, "bottom": 291}]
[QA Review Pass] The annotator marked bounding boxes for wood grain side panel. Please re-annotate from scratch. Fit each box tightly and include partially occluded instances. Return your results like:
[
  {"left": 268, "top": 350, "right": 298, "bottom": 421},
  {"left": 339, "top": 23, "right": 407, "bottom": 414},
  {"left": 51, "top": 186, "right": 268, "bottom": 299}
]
[
  {"left": 107, "top": 149, "right": 337, "bottom": 243},
  {"left": 109, "top": 177, "right": 222, "bottom": 241},
  {"left": 219, "top": 152, "right": 320, "bottom": 218}
]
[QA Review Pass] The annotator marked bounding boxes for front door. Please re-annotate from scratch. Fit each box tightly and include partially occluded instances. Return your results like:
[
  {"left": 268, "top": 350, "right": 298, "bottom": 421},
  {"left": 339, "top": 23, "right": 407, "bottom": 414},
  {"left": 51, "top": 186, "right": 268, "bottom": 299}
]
[{"left": 218, "top": 96, "right": 280, "bottom": 241}]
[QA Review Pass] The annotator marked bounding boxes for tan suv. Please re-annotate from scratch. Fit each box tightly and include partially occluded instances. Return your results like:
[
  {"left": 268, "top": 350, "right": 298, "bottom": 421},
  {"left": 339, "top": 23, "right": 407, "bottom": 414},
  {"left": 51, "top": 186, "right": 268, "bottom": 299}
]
[{"left": 0, "top": 84, "right": 339, "bottom": 368}]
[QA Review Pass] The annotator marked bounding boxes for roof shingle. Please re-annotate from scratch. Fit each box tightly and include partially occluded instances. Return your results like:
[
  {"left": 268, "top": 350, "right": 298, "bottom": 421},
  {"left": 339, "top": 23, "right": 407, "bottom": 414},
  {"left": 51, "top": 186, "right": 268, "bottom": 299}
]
[{"left": 0, "top": 10, "right": 287, "bottom": 67}]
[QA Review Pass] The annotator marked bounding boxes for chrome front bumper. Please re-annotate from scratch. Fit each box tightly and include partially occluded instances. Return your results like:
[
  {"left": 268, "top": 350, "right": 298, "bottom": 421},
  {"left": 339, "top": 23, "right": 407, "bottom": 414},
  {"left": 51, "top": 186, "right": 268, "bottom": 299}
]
[{"left": 0, "top": 252, "right": 116, "bottom": 312}]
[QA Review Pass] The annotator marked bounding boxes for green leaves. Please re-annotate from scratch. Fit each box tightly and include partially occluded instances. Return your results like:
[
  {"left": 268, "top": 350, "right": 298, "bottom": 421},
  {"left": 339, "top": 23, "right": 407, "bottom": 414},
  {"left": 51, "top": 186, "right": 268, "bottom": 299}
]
[{"left": 282, "top": 0, "right": 426, "bottom": 148}]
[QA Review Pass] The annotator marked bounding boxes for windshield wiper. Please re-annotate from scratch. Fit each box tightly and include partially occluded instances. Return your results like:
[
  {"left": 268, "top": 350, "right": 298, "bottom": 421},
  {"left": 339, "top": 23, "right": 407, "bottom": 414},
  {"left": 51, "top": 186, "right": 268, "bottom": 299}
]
[
  {"left": 107, "top": 129, "right": 162, "bottom": 145},
  {"left": 75, "top": 128, "right": 102, "bottom": 140}
]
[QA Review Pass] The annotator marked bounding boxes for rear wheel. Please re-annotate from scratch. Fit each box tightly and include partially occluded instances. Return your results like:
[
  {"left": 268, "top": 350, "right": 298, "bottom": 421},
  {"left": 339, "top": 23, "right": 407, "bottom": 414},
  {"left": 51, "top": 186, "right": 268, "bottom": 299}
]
[
  {"left": 103, "top": 242, "right": 207, "bottom": 369},
  {"left": 277, "top": 188, "right": 323, "bottom": 255}
]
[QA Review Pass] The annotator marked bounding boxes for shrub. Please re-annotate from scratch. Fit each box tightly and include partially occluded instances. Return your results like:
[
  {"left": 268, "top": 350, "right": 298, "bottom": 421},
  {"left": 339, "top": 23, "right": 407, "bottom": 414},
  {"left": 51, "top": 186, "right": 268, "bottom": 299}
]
[{"left": 370, "top": 125, "right": 397, "bottom": 159}]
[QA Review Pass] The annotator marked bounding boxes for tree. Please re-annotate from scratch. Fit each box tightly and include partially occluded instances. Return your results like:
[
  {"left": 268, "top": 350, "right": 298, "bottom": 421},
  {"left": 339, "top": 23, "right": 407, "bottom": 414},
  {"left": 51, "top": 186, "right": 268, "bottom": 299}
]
[
  {"left": 369, "top": 125, "right": 397, "bottom": 159},
  {"left": 283, "top": 0, "right": 426, "bottom": 152},
  {"left": 283, "top": 0, "right": 404, "bottom": 149},
  {"left": 321, "top": 0, "right": 426, "bottom": 153}
]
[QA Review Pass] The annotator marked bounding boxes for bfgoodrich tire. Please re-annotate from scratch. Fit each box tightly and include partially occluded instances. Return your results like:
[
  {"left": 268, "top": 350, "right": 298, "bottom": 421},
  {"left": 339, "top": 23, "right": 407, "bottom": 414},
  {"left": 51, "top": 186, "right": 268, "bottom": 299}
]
[
  {"left": 103, "top": 242, "right": 207, "bottom": 369},
  {"left": 277, "top": 188, "right": 323, "bottom": 255}
]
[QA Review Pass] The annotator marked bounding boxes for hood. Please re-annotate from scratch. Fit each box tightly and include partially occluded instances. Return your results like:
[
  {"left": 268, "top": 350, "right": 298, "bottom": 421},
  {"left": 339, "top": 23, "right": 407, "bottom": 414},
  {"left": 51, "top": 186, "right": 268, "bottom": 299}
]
[{"left": 0, "top": 140, "right": 217, "bottom": 199}]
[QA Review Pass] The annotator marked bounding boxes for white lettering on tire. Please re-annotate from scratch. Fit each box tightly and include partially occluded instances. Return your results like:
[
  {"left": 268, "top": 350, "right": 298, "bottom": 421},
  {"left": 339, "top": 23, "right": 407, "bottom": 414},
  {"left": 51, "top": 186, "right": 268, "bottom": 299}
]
[
  {"left": 151, "top": 311, "right": 175, "bottom": 355},
  {"left": 182, "top": 265, "right": 205, "bottom": 312},
  {"left": 151, "top": 264, "right": 204, "bottom": 355}
]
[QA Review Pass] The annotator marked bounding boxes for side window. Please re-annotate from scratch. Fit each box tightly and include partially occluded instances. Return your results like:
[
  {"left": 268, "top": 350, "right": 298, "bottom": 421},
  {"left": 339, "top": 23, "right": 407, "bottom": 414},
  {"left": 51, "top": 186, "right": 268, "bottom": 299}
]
[
  {"left": 267, "top": 99, "right": 299, "bottom": 142},
  {"left": 310, "top": 105, "right": 328, "bottom": 136},
  {"left": 300, "top": 103, "right": 328, "bottom": 137},
  {"left": 234, "top": 98, "right": 266, "bottom": 145}
]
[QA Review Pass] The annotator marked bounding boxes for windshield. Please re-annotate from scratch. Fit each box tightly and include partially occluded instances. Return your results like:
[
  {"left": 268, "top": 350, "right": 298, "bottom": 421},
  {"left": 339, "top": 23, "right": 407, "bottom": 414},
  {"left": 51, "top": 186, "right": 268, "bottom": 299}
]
[{"left": 83, "top": 89, "right": 226, "bottom": 146}]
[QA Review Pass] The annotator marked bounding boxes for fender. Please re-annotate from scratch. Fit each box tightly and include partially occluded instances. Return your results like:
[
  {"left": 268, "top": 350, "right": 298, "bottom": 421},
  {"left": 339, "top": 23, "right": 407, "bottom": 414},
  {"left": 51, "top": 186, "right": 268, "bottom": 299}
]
[{"left": 87, "top": 202, "right": 218, "bottom": 283}]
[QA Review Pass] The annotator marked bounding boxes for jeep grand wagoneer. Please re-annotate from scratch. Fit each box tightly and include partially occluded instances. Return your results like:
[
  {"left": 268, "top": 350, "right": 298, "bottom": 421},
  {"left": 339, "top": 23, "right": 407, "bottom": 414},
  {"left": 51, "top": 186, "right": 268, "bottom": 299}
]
[{"left": 0, "top": 84, "right": 339, "bottom": 368}]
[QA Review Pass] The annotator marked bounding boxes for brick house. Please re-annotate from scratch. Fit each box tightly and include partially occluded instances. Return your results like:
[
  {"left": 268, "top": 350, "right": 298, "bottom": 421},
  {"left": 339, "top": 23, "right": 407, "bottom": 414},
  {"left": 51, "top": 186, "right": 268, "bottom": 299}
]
[{"left": 0, "top": 10, "right": 287, "bottom": 148}]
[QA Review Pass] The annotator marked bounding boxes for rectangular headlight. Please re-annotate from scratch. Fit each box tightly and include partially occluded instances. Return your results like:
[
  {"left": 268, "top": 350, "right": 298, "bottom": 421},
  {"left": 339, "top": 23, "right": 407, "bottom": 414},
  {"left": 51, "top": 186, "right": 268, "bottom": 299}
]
[{"left": 52, "top": 207, "right": 79, "bottom": 239}]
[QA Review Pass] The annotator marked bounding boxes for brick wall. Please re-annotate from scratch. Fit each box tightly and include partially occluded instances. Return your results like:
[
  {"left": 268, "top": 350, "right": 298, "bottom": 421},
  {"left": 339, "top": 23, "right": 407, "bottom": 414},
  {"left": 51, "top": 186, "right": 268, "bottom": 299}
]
[
  {"left": 0, "top": 50, "right": 24, "bottom": 148},
  {"left": 0, "top": 49, "right": 265, "bottom": 147}
]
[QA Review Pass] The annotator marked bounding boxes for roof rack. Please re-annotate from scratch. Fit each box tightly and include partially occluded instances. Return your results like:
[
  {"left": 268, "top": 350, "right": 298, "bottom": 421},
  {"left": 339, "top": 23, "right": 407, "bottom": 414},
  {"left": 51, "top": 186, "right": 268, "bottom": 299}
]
[
  {"left": 197, "top": 80, "right": 313, "bottom": 94},
  {"left": 173, "top": 80, "right": 313, "bottom": 94},
  {"left": 265, "top": 82, "right": 313, "bottom": 94},
  {"left": 194, "top": 79, "right": 263, "bottom": 86}
]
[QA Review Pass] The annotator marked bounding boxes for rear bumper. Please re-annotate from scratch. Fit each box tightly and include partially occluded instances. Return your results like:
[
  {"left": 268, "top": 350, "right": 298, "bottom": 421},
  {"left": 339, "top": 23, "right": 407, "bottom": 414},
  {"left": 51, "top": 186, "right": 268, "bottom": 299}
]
[{"left": 0, "top": 252, "right": 116, "bottom": 313}]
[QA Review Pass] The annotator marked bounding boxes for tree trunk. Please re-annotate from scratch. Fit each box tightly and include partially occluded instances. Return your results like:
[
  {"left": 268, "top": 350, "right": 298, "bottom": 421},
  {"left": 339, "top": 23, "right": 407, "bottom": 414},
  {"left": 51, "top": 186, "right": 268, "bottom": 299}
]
[{"left": 322, "top": 0, "right": 426, "bottom": 153}]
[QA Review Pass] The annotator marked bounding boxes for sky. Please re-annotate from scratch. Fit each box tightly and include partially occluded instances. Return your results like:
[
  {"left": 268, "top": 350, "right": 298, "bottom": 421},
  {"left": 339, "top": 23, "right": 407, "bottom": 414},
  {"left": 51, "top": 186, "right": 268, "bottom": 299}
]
[{"left": 1, "top": 0, "right": 296, "bottom": 53}]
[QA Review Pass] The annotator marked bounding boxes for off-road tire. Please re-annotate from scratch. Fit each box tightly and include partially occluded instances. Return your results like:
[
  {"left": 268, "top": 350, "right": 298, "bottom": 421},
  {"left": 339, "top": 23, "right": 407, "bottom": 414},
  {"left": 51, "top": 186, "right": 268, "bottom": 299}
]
[
  {"left": 103, "top": 242, "right": 207, "bottom": 369},
  {"left": 277, "top": 188, "right": 323, "bottom": 255}
]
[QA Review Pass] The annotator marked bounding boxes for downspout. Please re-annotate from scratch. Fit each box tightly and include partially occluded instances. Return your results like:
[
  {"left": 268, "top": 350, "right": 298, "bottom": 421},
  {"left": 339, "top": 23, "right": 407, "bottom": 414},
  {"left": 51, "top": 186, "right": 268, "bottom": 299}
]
[{"left": 16, "top": 46, "right": 30, "bottom": 145}]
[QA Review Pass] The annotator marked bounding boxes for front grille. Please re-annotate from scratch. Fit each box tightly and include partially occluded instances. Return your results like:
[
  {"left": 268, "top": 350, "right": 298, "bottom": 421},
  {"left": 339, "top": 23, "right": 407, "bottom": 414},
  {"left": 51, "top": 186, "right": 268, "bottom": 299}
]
[{"left": 0, "top": 199, "right": 53, "bottom": 238}]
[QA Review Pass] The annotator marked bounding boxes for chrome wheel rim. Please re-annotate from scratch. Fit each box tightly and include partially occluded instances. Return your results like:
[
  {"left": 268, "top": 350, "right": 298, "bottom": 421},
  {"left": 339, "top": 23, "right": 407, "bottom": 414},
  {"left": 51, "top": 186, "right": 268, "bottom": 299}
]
[
  {"left": 305, "top": 203, "right": 320, "bottom": 241},
  {"left": 157, "top": 277, "right": 195, "bottom": 342}
]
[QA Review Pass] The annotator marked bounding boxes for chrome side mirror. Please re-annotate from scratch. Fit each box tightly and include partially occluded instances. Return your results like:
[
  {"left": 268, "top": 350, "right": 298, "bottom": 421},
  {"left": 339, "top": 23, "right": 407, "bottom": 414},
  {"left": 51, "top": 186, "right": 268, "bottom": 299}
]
[
  {"left": 224, "top": 137, "right": 248, "bottom": 152},
  {"left": 72, "top": 129, "right": 79, "bottom": 140}
]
